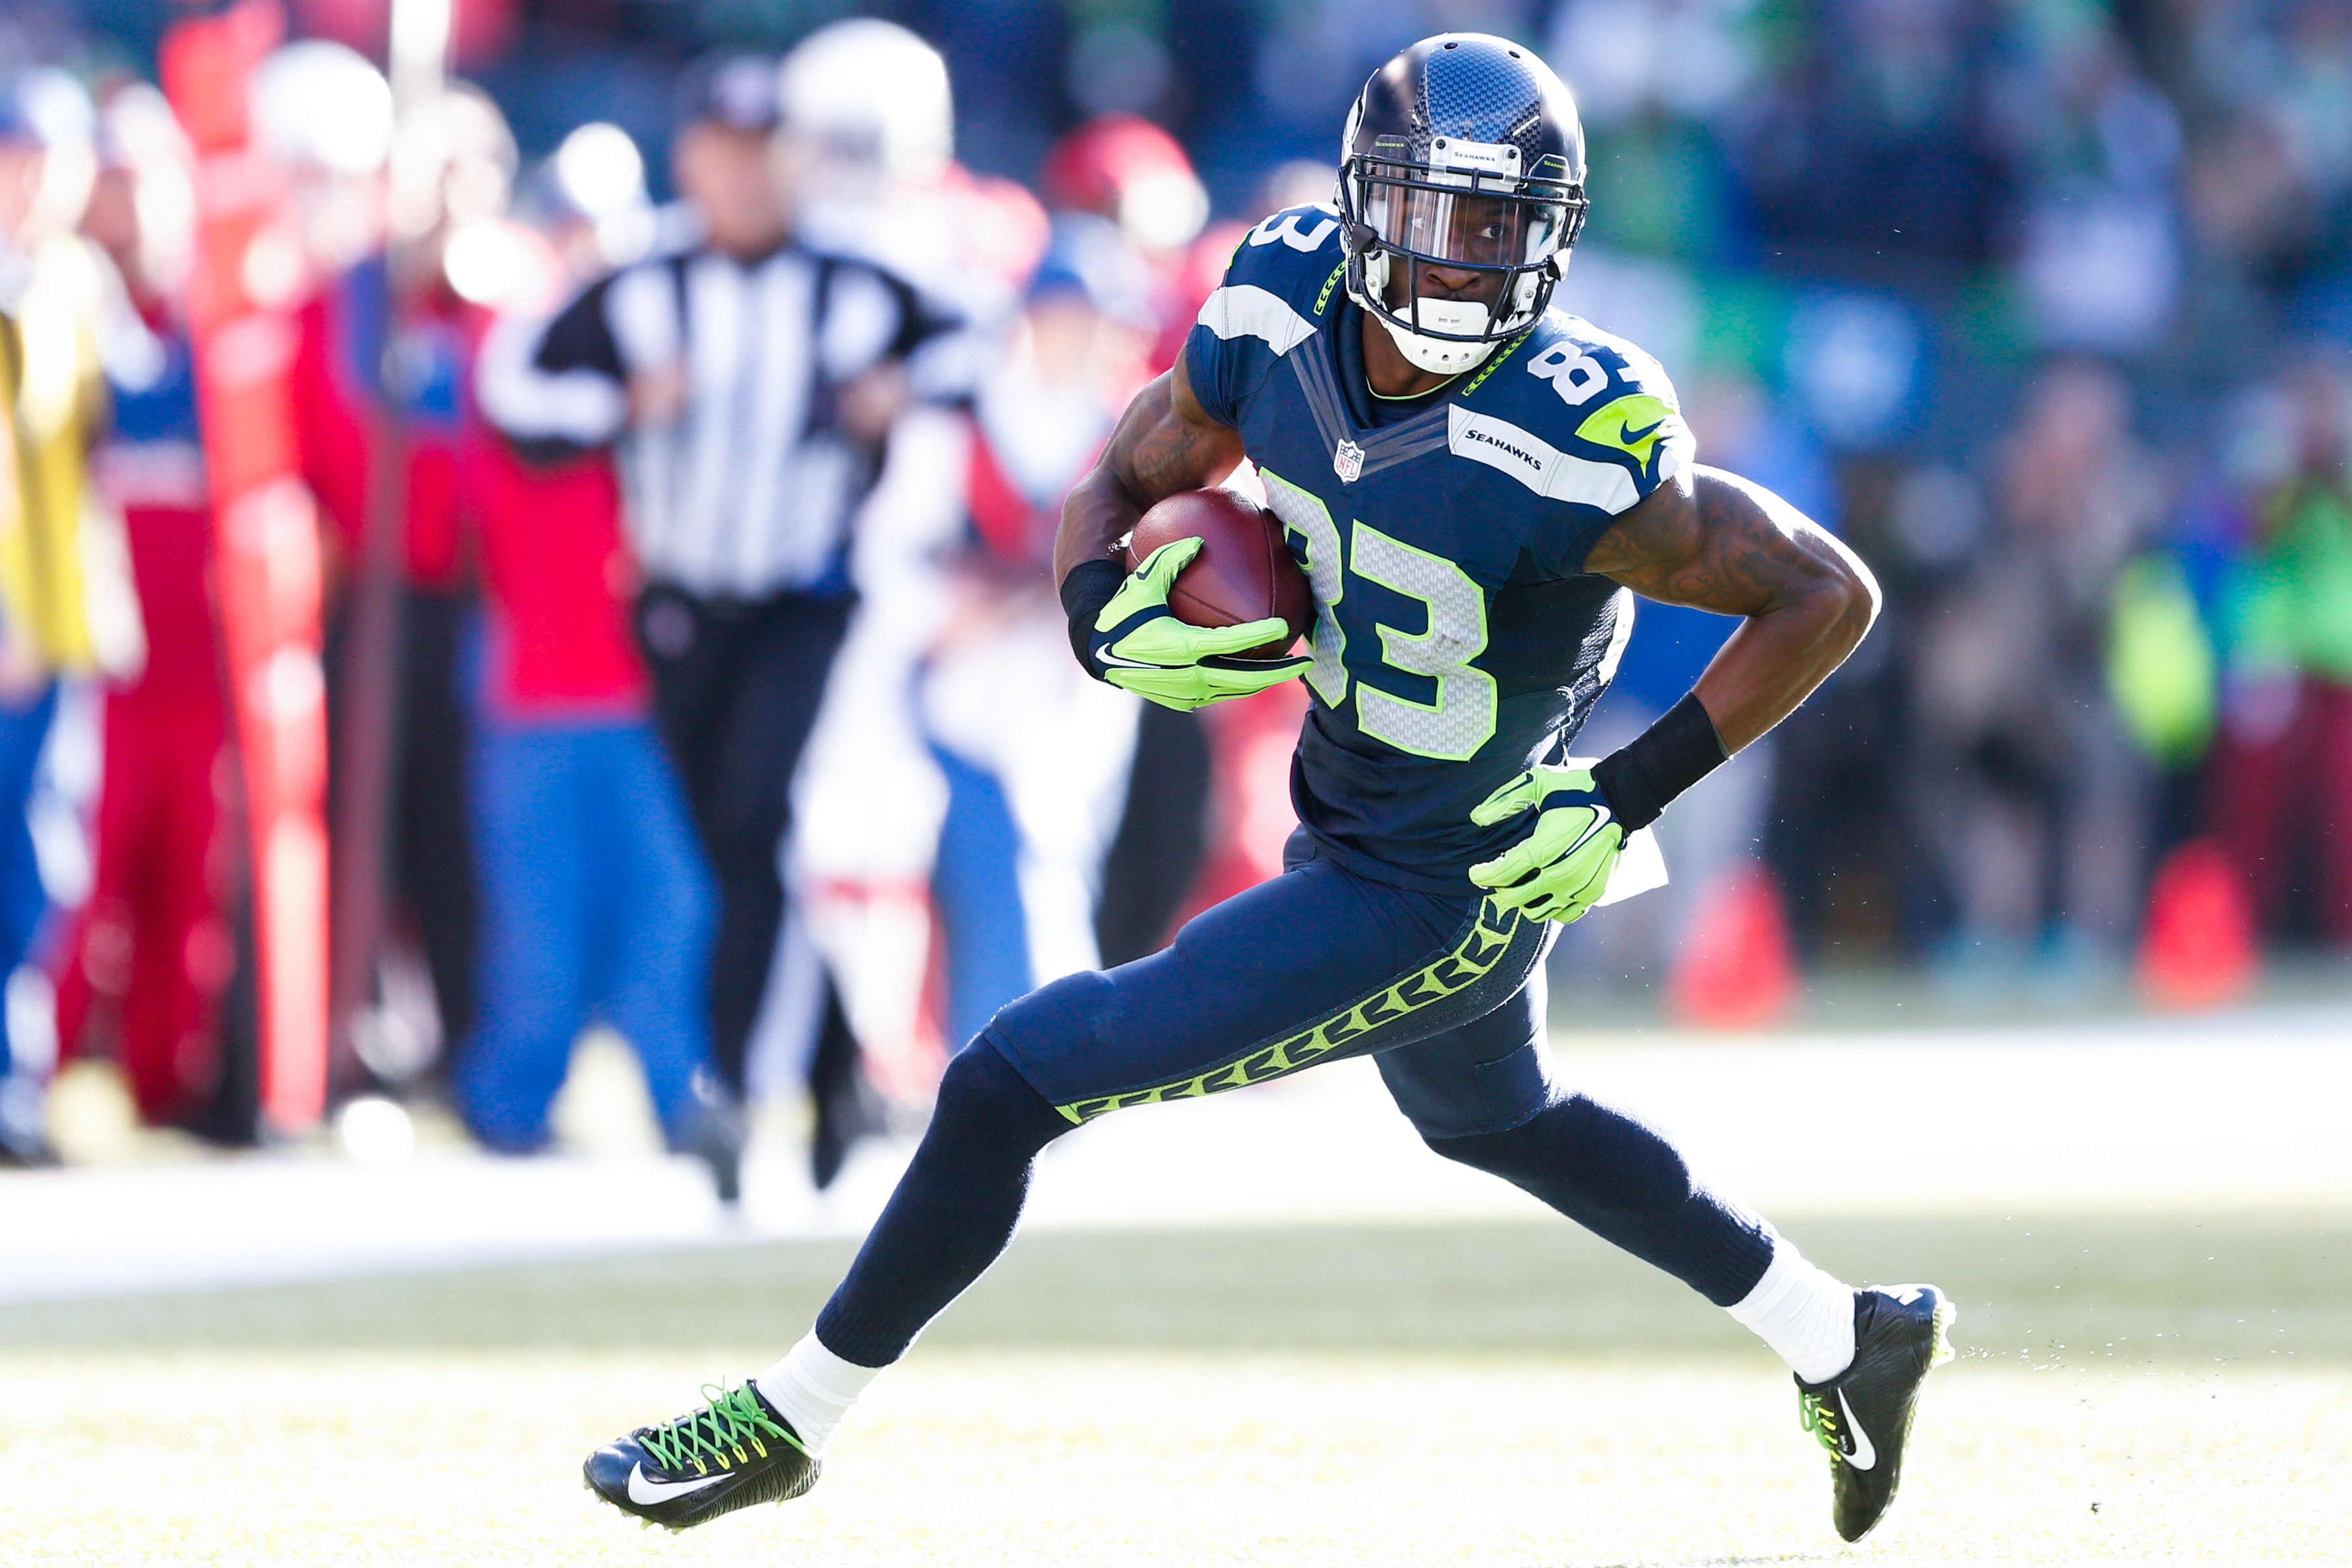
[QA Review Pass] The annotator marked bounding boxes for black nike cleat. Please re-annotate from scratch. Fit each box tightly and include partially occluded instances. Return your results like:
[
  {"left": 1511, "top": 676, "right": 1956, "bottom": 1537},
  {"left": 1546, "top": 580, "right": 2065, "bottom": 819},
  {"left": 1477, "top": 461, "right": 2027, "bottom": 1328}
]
[
  {"left": 1796, "top": 1283, "right": 1957, "bottom": 1543},
  {"left": 584, "top": 1381, "right": 818, "bottom": 1530}
]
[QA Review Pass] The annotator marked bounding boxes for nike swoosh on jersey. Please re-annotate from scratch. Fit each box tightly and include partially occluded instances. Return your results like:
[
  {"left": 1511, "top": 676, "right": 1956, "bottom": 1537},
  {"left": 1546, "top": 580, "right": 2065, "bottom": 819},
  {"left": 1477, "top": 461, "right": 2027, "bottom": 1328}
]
[
  {"left": 1836, "top": 1390, "right": 1877, "bottom": 1472},
  {"left": 1574, "top": 393, "right": 1680, "bottom": 471},
  {"left": 626, "top": 1463, "right": 731, "bottom": 1505}
]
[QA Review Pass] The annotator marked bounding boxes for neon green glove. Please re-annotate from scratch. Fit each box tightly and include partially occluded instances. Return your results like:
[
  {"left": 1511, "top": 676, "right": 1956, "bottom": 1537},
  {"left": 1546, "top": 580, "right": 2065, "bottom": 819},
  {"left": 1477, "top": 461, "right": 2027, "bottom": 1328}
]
[
  {"left": 1466, "top": 765, "right": 1627, "bottom": 924},
  {"left": 1084, "top": 536, "right": 1313, "bottom": 711}
]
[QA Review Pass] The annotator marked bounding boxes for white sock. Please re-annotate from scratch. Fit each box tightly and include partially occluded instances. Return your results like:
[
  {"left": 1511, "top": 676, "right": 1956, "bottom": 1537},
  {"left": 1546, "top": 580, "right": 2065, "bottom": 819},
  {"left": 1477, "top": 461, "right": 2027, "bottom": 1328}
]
[
  {"left": 755, "top": 1332, "right": 885, "bottom": 1455},
  {"left": 1727, "top": 1236, "right": 1856, "bottom": 1384}
]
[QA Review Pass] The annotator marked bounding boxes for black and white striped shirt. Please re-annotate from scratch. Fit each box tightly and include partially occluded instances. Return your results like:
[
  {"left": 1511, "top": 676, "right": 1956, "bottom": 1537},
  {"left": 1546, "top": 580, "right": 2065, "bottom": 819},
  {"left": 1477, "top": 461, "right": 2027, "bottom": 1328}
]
[{"left": 480, "top": 235, "right": 957, "bottom": 599}]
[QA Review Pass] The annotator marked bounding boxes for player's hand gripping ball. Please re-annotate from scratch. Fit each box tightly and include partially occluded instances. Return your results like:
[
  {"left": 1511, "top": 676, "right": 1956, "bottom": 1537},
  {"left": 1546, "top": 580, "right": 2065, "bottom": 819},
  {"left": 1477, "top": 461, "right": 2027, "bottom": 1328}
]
[
  {"left": 1467, "top": 766, "right": 1627, "bottom": 924},
  {"left": 1089, "top": 534, "right": 1313, "bottom": 711}
]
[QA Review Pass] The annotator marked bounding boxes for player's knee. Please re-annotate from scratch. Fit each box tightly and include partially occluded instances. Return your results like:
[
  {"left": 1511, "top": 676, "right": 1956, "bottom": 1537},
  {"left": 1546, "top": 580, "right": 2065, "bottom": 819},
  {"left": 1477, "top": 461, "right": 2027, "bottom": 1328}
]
[
  {"left": 1417, "top": 1121, "right": 1530, "bottom": 1176},
  {"left": 935, "top": 1039, "right": 1012, "bottom": 1105},
  {"left": 1552, "top": 1094, "right": 1699, "bottom": 1211},
  {"left": 931, "top": 1038, "right": 1074, "bottom": 1155}
]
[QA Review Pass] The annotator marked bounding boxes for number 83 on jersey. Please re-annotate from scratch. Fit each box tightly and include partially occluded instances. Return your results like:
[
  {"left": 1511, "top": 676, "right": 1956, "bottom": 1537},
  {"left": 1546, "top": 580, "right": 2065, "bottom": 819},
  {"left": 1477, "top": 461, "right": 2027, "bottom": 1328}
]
[{"left": 1261, "top": 468, "right": 1500, "bottom": 764}]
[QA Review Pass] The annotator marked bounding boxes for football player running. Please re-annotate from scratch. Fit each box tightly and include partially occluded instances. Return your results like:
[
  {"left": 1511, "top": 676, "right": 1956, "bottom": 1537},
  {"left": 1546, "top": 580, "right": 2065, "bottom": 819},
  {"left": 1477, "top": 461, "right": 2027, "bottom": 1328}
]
[{"left": 586, "top": 34, "right": 1953, "bottom": 1546}]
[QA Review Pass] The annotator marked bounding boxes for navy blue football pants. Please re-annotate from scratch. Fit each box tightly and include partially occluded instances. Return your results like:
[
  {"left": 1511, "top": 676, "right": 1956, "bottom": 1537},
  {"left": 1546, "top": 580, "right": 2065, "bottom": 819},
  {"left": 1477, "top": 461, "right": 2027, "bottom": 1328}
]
[{"left": 815, "top": 834, "right": 1776, "bottom": 1367}]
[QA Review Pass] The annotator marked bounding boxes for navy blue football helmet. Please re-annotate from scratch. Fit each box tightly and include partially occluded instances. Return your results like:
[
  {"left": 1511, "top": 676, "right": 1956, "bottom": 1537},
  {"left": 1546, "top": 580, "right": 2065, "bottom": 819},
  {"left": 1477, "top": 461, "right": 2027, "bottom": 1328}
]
[{"left": 1338, "top": 34, "right": 1589, "bottom": 374}]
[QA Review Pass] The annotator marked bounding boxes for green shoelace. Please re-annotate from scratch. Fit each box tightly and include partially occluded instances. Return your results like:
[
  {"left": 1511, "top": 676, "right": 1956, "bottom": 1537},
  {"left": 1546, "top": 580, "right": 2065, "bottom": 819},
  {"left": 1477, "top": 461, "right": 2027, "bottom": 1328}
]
[
  {"left": 1797, "top": 1390, "right": 1844, "bottom": 1461},
  {"left": 639, "top": 1384, "right": 804, "bottom": 1477}
]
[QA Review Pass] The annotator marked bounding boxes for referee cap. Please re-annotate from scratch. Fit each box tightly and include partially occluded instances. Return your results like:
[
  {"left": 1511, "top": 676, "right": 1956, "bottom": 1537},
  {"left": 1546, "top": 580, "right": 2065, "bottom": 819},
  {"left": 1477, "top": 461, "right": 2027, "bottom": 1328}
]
[{"left": 677, "top": 54, "right": 781, "bottom": 135}]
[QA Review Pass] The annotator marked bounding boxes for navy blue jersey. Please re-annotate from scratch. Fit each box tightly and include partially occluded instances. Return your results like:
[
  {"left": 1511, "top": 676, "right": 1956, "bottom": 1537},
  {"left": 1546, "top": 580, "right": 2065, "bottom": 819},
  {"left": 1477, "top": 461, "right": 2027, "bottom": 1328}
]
[{"left": 1184, "top": 204, "right": 1697, "bottom": 894}]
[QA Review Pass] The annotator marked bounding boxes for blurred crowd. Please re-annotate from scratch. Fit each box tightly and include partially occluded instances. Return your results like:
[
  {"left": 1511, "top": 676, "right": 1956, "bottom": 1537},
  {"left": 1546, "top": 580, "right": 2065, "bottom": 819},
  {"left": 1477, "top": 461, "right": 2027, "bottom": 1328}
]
[{"left": 2, "top": 0, "right": 2349, "bottom": 1176}]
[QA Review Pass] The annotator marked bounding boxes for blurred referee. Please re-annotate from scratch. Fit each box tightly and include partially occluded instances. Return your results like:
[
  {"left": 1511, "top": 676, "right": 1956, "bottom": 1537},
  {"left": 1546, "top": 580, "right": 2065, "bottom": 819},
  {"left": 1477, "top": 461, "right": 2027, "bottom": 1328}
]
[{"left": 481, "top": 56, "right": 956, "bottom": 1181}]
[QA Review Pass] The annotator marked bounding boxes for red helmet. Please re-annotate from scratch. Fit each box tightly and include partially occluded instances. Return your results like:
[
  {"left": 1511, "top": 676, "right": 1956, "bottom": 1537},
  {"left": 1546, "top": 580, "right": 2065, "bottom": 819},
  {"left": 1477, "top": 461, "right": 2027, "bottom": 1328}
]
[{"left": 1039, "top": 112, "right": 1206, "bottom": 250}]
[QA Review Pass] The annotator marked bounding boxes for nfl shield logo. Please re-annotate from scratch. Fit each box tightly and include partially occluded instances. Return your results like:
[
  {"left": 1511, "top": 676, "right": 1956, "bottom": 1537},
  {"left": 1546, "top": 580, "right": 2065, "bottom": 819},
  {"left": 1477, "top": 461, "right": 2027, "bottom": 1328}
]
[{"left": 1333, "top": 439, "right": 1365, "bottom": 484}]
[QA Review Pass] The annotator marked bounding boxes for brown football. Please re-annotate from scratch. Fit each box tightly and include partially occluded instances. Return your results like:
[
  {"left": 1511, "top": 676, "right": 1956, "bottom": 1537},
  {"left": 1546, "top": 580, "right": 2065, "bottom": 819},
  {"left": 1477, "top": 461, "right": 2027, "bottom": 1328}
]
[{"left": 1124, "top": 488, "right": 1313, "bottom": 659}]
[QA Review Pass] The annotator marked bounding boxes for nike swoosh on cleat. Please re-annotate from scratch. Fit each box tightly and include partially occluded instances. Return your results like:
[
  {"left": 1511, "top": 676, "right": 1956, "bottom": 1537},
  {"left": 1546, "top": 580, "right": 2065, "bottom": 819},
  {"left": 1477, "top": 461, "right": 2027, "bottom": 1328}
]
[
  {"left": 1836, "top": 1390, "right": 1877, "bottom": 1472},
  {"left": 626, "top": 1463, "right": 730, "bottom": 1505}
]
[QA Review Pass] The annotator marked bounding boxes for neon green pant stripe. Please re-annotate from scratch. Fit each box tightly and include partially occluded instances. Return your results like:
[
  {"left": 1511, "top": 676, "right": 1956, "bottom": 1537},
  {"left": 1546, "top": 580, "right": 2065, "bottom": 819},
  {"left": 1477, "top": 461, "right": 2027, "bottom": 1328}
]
[{"left": 1053, "top": 898, "right": 1532, "bottom": 1124}]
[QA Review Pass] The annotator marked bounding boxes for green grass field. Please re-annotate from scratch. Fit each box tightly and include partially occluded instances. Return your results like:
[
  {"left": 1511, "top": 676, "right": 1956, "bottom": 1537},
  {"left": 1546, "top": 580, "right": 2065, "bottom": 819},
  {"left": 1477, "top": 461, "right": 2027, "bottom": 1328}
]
[{"left": 7, "top": 1212, "right": 2350, "bottom": 1565}]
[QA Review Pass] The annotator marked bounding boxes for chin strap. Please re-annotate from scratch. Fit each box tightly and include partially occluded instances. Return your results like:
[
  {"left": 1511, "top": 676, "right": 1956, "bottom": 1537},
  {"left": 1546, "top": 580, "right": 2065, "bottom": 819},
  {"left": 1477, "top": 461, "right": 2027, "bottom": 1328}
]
[{"left": 1380, "top": 315, "right": 1496, "bottom": 375}]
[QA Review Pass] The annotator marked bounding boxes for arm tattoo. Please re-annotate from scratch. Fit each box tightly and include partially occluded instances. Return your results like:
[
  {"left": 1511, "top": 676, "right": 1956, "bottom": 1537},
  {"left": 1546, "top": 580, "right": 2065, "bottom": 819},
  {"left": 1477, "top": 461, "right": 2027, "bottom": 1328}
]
[
  {"left": 1103, "top": 364, "right": 1242, "bottom": 508},
  {"left": 1584, "top": 466, "right": 1879, "bottom": 753},
  {"left": 1585, "top": 465, "right": 1853, "bottom": 618},
  {"left": 1056, "top": 368, "right": 1243, "bottom": 581},
  {"left": 1127, "top": 415, "right": 1208, "bottom": 504}
]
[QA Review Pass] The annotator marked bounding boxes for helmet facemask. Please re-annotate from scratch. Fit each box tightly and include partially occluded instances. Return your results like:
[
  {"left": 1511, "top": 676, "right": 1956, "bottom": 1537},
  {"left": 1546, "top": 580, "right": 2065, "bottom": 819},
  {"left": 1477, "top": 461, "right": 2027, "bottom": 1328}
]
[{"left": 1340, "top": 136, "right": 1586, "bottom": 376}]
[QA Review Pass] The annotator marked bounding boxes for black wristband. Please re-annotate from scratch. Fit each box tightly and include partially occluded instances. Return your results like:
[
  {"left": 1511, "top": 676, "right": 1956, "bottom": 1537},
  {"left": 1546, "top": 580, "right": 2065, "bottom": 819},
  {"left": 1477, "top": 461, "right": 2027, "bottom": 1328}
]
[
  {"left": 1060, "top": 557, "right": 1126, "bottom": 678},
  {"left": 1591, "top": 692, "right": 1727, "bottom": 831}
]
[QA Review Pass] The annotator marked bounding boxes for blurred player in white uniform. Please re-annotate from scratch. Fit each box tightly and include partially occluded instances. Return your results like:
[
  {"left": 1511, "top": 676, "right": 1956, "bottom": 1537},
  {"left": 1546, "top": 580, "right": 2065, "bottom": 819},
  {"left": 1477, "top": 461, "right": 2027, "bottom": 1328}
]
[
  {"left": 780, "top": 23, "right": 1141, "bottom": 1106},
  {"left": 918, "top": 216, "right": 1151, "bottom": 1049}
]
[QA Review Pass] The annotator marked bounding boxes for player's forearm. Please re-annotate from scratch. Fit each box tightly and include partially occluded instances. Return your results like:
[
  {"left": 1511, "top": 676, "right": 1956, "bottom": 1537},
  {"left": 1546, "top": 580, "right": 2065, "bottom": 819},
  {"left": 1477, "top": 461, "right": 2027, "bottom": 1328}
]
[
  {"left": 1591, "top": 466, "right": 1877, "bottom": 753},
  {"left": 1692, "top": 568, "right": 1877, "bottom": 753},
  {"left": 1054, "top": 371, "right": 1176, "bottom": 582},
  {"left": 1053, "top": 364, "right": 1245, "bottom": 584},
  {"left": 1583, "top": 465, "right": 1878, "bottom": 826},
  {"left": 1055, "top": 464, "right": 1145, "bottom": 583}
]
